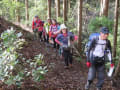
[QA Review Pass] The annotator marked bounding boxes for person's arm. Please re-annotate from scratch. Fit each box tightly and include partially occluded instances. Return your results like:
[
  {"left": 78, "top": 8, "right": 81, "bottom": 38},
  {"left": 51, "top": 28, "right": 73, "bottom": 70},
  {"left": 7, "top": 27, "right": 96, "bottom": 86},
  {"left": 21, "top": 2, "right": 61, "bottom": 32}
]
[
  {"left": 107, "top": 40, "right": 113, "bottom": 64},
  {"left": 55, "top": 35, "right": 63, "bottom": 46},
  {"left": 87, "top": 38, "right": 96, "bottom": 62},
  {"left": 49, "top": 25, "right": 52, "bottom": 32},
  {"left": 32, "top": 21, "right": 35, "bottom": 30}
]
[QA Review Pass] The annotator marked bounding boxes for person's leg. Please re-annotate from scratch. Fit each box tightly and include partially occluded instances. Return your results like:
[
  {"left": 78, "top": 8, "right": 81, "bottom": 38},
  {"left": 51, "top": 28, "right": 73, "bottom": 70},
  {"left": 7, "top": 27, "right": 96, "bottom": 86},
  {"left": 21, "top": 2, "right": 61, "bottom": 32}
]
[
  {"left": 63, "top": 50, "right": 69, "bottom": 67},
  {"left": 44, "top": 35, "right": 46, "bottom": 42},
  {"left": 57, "top": 44, "right": 59, "bottom": 49},
  {"left": 53, "top": 37, "right": 56, "bottom": 48},
  {"left": 46, "top": 34, "right": 49, "bottom": 43},
  {"left": 85, "top": 64, "right": 96, "bottom": 89},
  {"left": 69, "top": 52, "right": 73, "bottom": 67},
  {"left": 43, "top": 31, "right": 46, "bottom": 42},
  {"left": 33, "top": 29, "right": 38, "bottom": 40},
  {"left": 39, "top": 31, "right": 43, "bottom": 41},
  {"left": 96, "top": 64, "right": 105, "bottom": 89}
]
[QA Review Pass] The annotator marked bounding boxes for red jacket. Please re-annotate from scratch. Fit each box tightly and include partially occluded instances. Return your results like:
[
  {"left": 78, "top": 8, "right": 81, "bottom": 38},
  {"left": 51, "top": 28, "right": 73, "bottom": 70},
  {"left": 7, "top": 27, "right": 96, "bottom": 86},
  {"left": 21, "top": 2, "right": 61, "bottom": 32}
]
[{"left": 32, "top": 19, "right": 44, "bottom": 31}]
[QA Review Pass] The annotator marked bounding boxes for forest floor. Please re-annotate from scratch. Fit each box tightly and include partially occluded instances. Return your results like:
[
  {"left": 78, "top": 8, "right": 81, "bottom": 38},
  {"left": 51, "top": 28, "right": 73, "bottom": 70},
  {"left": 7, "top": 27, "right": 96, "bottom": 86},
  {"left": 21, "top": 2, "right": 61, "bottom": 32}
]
[{"left": 0, "top": 17, "right": 120, "bottom": 90}]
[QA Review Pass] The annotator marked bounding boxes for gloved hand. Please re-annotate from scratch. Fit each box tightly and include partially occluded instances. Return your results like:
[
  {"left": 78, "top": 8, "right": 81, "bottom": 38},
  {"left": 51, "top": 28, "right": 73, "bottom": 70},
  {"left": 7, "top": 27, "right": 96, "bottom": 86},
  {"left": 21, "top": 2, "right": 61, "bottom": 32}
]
[
  {"left": 110, "top": 63, "right": 114, "bottom": 68},
  {"left": 86, "top": 62, "right": 91, "bottom": 68}
]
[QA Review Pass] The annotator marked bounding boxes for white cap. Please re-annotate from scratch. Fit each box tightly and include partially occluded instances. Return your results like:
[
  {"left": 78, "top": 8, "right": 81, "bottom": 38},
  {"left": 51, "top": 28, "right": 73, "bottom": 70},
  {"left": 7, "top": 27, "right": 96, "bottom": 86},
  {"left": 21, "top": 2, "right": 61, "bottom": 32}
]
[{"left": 60, "top": 24, "right": 67, "bottom": 30}]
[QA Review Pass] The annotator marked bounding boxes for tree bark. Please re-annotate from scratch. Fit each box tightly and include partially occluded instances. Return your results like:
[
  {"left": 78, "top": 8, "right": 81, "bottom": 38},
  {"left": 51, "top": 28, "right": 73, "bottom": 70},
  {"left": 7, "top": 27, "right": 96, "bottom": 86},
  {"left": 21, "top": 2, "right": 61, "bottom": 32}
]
[
  {"left": 63, "top": 0, "right": 67, "bottom": 22},
  {"left": 25, "top": 0, "right": 29, "bottom": 25},
  {"left": 16, "top": 0, "right": 20, "bottom": 22},
  {"left": 68, "top": 0, "right": 71, "bottom": 9},
  {"left": 78, "top": 0, "right": 83, "bottom": 53},
  {"left": 48, "top": 0, "right": 51, "bottom": 19},
  {"left": 100, "top": 0, "right": 109, "bottom": 17},
  {"left": 113, "top": 0, "right": 119, "bottom": 59},
  {"left": 114, "top": 59, "right": 120, "bottom": 77},
  {"left": 56, "top": 0, "right": 60, "bottom": 19}
]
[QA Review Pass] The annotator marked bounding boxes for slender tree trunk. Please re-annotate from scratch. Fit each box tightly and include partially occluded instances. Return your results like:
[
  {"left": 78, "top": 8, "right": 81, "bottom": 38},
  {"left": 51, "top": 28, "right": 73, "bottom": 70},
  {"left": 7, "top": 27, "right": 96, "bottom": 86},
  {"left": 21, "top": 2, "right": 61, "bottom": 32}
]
[
  {"left": 56, "top": 0, "right": 60, "bottom": 19},
  {"left": 48, "top": 0, "right": 51, "bottom": 19},
  {"left": 100, "top": 0, "right": 109, "bottom": 17},
  {"left": 113, "top": 0, "right": 119, "bottom": 59},
  {"left": 16, "top": 0, "right": 20, "bottom": 22},
  {"left": 68, "top": 0, "right": 71, "bottom": 9},
  {"left": 25, "top": 0, "right": 29, "bottom": 25},
  {"left": 63, "top": 0, "right": 67, "bottom": 22},
  {"left": 114, "top": 59, "right": 120, "bottom": 77},
  {"left": 78, "top": 0, "right": 83, "bottom": 53}
]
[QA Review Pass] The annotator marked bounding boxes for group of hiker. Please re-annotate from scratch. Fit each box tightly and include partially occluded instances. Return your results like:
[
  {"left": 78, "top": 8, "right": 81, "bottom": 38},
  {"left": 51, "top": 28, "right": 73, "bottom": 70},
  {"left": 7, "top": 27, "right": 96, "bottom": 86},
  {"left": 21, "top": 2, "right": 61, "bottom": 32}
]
[
  {"left": 32, "top": 15, "right": 114, "bottom": 90},
  {"left": 32, "top": 15, "right": 77, "bottom": 69}
]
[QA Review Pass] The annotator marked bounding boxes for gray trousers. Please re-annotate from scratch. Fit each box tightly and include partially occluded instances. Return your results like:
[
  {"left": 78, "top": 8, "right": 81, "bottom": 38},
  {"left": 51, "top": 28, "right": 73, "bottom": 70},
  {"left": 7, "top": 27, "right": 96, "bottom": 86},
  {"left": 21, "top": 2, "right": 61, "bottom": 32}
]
[
  {"left": 87, "top": 63, "right": 105, "bottom": 88},
  {"left": 33, "top": 29, "right": 38, "bottom": 40}
]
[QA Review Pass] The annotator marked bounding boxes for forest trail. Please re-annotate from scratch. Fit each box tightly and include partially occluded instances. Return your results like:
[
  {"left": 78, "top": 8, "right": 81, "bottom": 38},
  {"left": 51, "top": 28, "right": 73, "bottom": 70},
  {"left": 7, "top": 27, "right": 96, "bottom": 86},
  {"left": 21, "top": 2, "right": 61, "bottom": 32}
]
[{"left": 0, "top": 18, "right": 118, "bottom": 90}]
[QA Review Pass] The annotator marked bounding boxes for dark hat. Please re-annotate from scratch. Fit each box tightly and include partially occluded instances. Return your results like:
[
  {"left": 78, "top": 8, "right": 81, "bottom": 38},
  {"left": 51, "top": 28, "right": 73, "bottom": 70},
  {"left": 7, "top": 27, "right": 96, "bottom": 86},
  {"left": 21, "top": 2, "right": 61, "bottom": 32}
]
[
  {"left": 35, "top": 15, "right": 38, "bottom": 18},
  {"left": 100, "top": 27, "right": 109, "bottom": 34}
]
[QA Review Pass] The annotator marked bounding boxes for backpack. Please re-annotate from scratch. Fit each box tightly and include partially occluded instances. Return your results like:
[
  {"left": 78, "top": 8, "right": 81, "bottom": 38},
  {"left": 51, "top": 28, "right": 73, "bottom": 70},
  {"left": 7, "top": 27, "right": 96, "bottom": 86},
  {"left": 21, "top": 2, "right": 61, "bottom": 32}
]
[
  {"left": 85, "top": 33, "right": 111, "bottom": 64},
  {"left": 85, "top": 33, "right": 100, "bottom": 56}
]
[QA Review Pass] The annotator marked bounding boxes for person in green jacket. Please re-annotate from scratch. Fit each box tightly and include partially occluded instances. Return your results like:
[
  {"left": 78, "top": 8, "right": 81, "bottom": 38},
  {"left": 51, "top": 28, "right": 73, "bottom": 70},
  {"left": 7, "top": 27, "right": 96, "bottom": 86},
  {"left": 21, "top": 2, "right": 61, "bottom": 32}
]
[{"left": 44, "top": 18, "right": 52, "bottom": 43}]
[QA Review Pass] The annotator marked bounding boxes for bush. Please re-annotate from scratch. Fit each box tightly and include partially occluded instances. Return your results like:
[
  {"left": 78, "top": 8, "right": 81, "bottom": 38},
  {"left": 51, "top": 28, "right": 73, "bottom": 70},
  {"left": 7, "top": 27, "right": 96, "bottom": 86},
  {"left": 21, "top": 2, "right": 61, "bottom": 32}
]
[
  {"left": 88, "top": 16, "right": 113, "bottom": 33},
  {"left": 0, "top": 28, "right": 48, "bottom": 87}
]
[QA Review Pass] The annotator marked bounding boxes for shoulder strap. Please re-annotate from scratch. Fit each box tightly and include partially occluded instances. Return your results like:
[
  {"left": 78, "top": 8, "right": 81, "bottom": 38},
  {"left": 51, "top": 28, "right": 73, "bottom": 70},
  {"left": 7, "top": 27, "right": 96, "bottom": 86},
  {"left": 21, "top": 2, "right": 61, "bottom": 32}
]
[
  {"left": 105, "top": 39, "right": 111, "bottom": 50},
  {"left": 91, "top": 36, "right": 99, "bottom": 50}
]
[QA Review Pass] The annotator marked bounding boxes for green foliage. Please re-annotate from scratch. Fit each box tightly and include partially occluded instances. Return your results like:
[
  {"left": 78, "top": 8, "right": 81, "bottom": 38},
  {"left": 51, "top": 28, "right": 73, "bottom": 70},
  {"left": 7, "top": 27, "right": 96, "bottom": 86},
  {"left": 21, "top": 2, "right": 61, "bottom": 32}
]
[
  {"left": 88, "top": 16, "right": 113, "bottom": 33},
  {"left": 0, "top": 0, "right": 24, "bottom": 21},
  {"left": 0, "top": 28, "right": 25, "bottom": 86},
  {"left": 27, "top": 0, "right": 47, "bottom": 25},
  {"left": 57, "top": 17, "right": 77, "bottom": 34},
  {"left": 26, "top": 54, "right": 48, "bottom": 82},
  {"left": 0, "top": 28, "right": 48, "bottom": 87}
]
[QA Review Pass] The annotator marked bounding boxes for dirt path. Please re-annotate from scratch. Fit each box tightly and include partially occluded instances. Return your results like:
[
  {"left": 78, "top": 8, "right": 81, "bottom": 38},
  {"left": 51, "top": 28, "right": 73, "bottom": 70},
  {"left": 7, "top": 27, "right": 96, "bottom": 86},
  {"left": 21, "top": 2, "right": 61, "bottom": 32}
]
[{"left": 21, "top": 39, "right": 117, "bottom": 90}]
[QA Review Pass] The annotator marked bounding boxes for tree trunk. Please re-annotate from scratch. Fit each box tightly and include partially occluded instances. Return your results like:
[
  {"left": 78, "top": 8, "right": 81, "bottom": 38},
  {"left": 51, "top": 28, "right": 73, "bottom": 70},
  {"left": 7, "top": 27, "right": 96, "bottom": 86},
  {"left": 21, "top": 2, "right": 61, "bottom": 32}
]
[
  {"left": 100, "top": 0, "right": 109, "bottom": 17},
  {"left": 78, "top": 0, "right": 83, "bottom": 53},
  {"left": 68, "top": 0, "right": 71, "bottom": 9},
  {"left": 25, "top": 0, "right": 29, "bottom": 25},
  {"left": 56, "top": 0, "right": 60, "bottom": 19},
  {"left": 63, "top": 0, "right": 67, "bottom": 22},
  {"left": 48, "top": 0, "right": 51, "bottom": 19},
  {"left": 16, "top": 0, "right": 20, "bottom": 22},
  {"left": 113, "top": 0, "right": 119, "bottom": 58},
  {"left": 114, "top": 59, "right": 120, "bottom": 77}
]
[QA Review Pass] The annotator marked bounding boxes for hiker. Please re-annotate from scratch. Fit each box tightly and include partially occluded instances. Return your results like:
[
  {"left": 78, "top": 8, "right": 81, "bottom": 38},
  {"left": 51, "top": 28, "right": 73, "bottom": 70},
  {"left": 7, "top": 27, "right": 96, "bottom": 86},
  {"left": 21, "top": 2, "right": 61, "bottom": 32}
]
[
  {"left": 55, "top": 24, "right": 78, "bottom": 69},
  {"left": 49, "top": 19, "right": 60, "bottom": 48},
  {"left": 32, "top": 15, "right": 39, "bottom": 40},
  {"left": 44, "top": 18, "right": 52, "bottom": 43},
  {"left": 37, "top": 19, "right": 44, "bottom": 42},
  {"left": 85, "top": 27, "right": 114, "bottom": 90}
]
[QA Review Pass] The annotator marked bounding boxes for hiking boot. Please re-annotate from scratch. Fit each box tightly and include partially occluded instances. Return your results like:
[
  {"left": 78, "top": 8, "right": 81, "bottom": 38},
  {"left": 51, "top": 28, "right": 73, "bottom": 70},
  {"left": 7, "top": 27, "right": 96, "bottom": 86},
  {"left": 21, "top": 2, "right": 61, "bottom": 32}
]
[
  {"left": 64, "top": 66, "right": 69, "bottom": 69},
  {"left": 69, "top": 64, "right": 73, "bottom": 68},
  {"left": 85, "top": 81, "right": 90, "bottom": 90},
  {"left": 96, "top": 88, "right": 101, "bottom": 90},
  {"left": 85, "top": 84, "right": 90, "bottom": 90}
]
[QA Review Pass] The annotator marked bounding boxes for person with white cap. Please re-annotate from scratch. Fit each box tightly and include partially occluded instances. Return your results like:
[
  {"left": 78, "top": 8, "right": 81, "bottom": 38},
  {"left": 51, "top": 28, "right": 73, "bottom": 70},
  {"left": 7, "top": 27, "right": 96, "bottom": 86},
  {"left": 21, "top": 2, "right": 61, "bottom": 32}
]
[{"left": 55, "top": 24, "right": 78, "bottom": 69}]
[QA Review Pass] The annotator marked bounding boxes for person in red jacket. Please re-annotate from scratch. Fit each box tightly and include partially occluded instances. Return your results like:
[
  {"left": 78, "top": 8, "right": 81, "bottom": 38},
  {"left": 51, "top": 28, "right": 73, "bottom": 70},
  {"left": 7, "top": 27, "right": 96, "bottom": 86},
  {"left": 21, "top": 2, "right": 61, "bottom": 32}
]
[
  {"left": 37, "top": 20, "right": 44, "bottom": 42},
  {"left": 32, "top": 15, "right": 39, "bottom": 40}
]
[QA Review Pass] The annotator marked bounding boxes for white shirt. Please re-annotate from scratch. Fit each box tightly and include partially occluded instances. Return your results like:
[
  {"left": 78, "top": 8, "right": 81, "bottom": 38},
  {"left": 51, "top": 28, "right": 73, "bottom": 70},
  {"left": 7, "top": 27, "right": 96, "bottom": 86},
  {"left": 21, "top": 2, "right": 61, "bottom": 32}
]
[{"left": 93, "top": 37, "right": 106, "bottom": 57}]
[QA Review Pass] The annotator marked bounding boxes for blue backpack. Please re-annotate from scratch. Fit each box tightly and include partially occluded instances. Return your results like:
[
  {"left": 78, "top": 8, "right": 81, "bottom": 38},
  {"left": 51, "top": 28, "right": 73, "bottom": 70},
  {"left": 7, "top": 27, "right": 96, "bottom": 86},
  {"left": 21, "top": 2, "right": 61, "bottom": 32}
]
[{"left": 85, "top": 33, "right": 100, "bottom": 56}]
